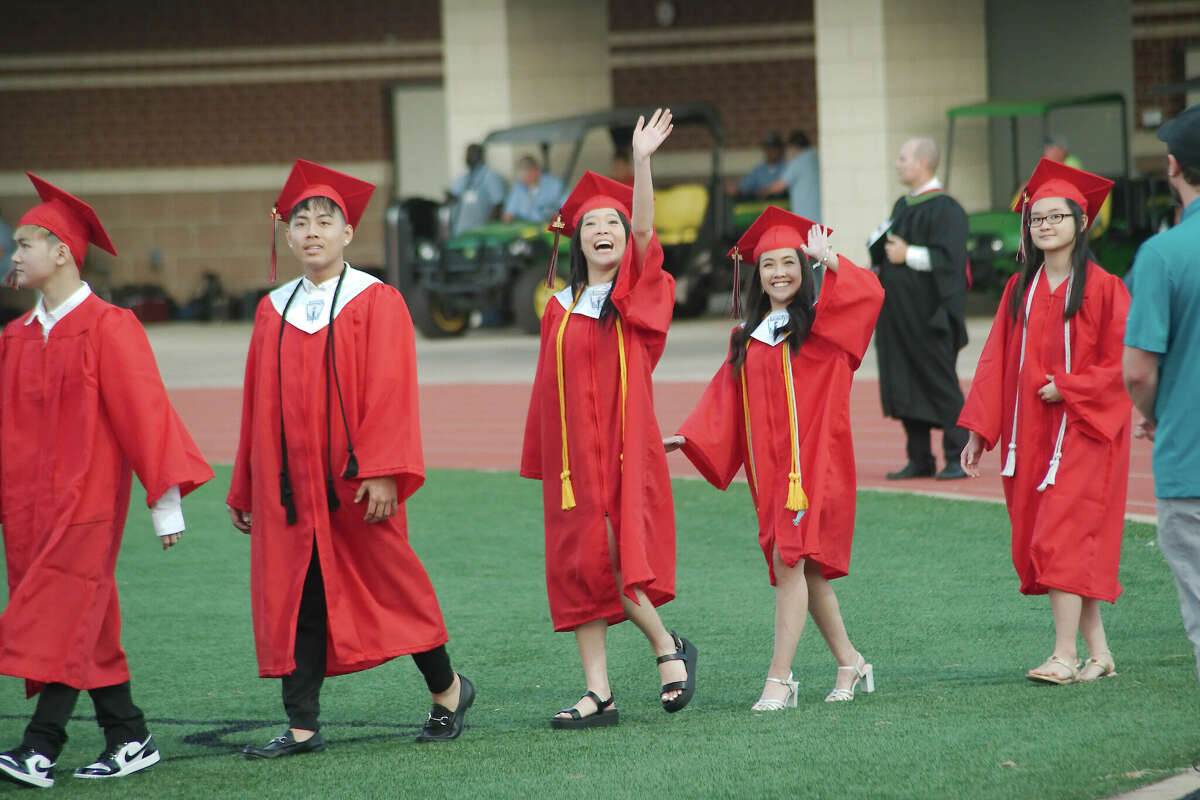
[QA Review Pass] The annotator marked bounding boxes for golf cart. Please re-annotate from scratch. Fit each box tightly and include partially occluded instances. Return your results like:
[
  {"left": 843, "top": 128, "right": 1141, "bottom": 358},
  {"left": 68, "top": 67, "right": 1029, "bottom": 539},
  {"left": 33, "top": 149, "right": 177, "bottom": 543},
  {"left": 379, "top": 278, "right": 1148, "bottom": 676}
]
[
  {"left": 385, "top": 103, "right": 728, "bottom": 337},
  {"left": 944, "top": 93, "right": 1167, "bottom": 287}
]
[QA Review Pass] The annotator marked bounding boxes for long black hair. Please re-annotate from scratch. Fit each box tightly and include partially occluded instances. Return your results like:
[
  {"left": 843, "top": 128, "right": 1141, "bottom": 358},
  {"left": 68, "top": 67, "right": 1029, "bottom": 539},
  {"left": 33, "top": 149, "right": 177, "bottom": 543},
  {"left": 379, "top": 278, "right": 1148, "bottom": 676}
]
[
  {"left": 567, "top": 210, "right": 631, "bottom": 326},
  {"left": 1009, "top": 198, "right": 1090, "bottom": 321},
  {"left": 729, "top": 248, "right": 817, "bottom": 370}
]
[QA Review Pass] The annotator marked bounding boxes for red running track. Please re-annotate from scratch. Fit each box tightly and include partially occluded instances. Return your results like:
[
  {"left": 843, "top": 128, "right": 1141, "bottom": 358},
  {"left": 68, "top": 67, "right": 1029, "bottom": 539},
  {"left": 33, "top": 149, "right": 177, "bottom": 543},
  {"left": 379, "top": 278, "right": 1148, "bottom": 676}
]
[{"left": 171, "top": 378, "right": 1156, "bottom": 519}]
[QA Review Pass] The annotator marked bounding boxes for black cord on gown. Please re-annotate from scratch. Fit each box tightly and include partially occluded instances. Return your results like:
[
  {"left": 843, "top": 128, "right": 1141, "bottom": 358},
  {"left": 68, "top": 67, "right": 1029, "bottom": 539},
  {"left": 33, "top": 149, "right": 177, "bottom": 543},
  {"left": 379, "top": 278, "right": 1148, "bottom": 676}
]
[{"left": 277, "top": 266, "right": 358, "bottom": 524}]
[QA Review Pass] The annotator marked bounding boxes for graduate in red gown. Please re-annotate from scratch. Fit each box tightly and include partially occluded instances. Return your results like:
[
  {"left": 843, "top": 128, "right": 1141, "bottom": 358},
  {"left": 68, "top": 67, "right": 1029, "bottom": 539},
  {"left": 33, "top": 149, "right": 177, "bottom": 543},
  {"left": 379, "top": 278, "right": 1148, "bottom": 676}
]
[
  {"left": 0, "top": 175, "right": 213, "bottom": 788},
  {"left": 228, "top": 160, "right": 473, "bottom": 758},
  {"left": 959, "top": 159, "right": 1131, "bottom": 685},
  {"left": 521, "top": 110, "right": 696, "bottom": 728},
  {"left": 666, "top": 207, "right": 884, "bottom": 709}
]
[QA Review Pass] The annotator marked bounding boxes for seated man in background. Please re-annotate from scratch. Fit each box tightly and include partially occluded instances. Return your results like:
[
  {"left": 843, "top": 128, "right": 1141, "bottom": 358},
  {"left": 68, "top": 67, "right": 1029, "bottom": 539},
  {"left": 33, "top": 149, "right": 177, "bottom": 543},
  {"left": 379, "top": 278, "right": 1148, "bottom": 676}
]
[
  {"left": 728, "top": 133, "right": 788, "bottom": 196},
  {"left": 447, "top": 143, "right": 507, "bottom": 236},
  {"left": 758, "top": 130, "right": 821, "bottom": 222},
  {"left": 502, "top": 156, "right": 566, "bottom": 223}
]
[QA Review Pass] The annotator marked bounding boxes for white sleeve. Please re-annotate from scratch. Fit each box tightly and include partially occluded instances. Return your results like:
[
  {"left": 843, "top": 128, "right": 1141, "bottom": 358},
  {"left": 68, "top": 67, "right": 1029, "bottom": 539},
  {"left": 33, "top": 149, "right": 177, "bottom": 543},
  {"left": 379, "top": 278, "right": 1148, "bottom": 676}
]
[
  {"left": 905, "top": 245, "right": 932, "bottom": 272},
  {"left": 150, "top": 485, "right": 185, "bottom": 537}
]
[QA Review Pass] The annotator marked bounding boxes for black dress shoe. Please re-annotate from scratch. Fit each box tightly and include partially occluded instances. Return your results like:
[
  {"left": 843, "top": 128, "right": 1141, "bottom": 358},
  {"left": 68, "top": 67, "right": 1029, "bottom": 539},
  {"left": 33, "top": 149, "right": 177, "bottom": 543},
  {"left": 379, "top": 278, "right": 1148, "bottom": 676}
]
[
  {"left": 885, "top": 460, "right": 936, "bottom": 480},
  {"left": 936, "top": 462, "right": 968, "bottom": 480},
  {"left": 243, "top": 730, "right": 326, "bottom": 759},
  {"left": 416, "top": 674, "right": 475, "bottom": 742}
]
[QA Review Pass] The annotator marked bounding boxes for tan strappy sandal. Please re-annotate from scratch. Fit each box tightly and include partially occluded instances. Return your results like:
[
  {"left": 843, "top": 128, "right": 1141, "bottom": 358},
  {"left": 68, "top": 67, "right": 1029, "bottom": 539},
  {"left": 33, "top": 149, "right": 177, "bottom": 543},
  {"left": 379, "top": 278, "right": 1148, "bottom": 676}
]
[
  {"left": 1077, "top": 652, "right": 1117, "bottom": 682},
  {"left": 1026, "top": 655, "right": 1080, "bottom": 685}
]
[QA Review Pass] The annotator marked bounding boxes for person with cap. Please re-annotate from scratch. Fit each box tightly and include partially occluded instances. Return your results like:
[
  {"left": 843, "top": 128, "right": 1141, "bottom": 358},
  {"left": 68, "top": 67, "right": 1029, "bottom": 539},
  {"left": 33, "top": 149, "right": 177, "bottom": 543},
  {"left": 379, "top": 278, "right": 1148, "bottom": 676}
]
[
  {"left": 447, "top": 143, "right": 507, "bottom": 236},
  {"left": 870, "top": 137, "right": 971, "bottom": 481},
  {"left": 521, "top": 109, "right": 698, "bottom": 728},
  {"left": 731, "top": 132, "right": 788, "bottom": 197},
  {"left": 757, "top": 131, "right": 822, "bottom": 222},
  {"left": 0, "top": 174, "right": 213, "bottom": 788},
  {"left": 665, "top": 207, "right": 883, "bottom": 710},
  {"left": 227, "top": 159, "right": 474, "bottom": 758},
  {"left": 960, "top": 158, "right": 1131, "bottom": 685},
  {"left": 1124, "top": 104, "right": 1200, "bottom": 687},
  {"left": 502, "top": 155, "right": 566, "bottom": 224}
]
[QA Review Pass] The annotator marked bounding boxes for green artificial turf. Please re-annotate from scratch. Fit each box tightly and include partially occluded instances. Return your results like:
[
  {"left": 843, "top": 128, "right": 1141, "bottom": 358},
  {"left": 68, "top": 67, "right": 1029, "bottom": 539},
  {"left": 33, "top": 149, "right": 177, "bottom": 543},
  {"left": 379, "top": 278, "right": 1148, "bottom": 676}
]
[{"left": 0, "top": 468, "right": 1196, "bottom": 799}]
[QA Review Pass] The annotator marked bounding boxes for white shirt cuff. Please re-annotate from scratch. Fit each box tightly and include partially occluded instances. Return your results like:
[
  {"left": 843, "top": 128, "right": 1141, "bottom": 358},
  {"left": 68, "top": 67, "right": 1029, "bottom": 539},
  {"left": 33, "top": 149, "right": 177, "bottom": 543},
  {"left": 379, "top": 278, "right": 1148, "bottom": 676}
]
[
  {"left": 905, "top": 245, "right": 932, "bottom": 271},
  {"left": 151, "top": 485, "right": 185, "bottom": 536}
]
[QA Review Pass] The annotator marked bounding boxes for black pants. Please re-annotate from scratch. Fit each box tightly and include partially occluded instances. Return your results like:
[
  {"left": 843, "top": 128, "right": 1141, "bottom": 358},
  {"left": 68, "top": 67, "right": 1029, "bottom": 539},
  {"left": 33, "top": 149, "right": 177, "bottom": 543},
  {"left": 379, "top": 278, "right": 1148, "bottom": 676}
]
[
  {"left": 902, "top": 418, "right": 968, "bottom": 466},
  {"left": 22, "top": 681, "right": 148, "bottom": 761},
  {"left": 282, "top": 542, "right": 455, "bottom": 731}
]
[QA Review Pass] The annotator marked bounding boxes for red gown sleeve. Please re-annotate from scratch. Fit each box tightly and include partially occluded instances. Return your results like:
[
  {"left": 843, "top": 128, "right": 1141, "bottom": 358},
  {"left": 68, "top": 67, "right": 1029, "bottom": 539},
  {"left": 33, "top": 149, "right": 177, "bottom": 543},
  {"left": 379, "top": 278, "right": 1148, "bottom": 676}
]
[
  {"left": 611, "top": 233, "right": 675, "bottom": 352},
  {"left": 97, "top": 308, "right": 214, "bottom": 505},
  {"left": 1053, "top": 267, "right": 1132, "bottom": 442},
  {"left": 808, "top": 257, "right": 885, "bottom": 369},
  {"left": 348, "top": 287, "right": 424, "bottom": 502},
  {"left": 227, "top": 306, "right": 263, "bottom": 511},
  {"left": 520, "top": 303, "right": 556, "bottom": 480},
  {"left": 959, "top": 274, "right": 1019, "bottom": 451},
  {"left": 678, "top": 346, "right": 745, "bottom": 490}
]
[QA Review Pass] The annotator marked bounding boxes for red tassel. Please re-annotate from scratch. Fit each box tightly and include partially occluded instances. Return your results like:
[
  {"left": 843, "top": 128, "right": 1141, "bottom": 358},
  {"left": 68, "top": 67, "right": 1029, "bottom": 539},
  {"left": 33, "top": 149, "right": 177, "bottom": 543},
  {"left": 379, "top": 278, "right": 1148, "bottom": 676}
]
[
  {"left": 3, "top": 266, "right": 18, "bottom": 290},
  {"left": 729, "top": 246, "right": 742, "bottom": 319},
  {"left": 1016, "top": 192, "right": 1029, "bottom": 264},
  {"left": 545, "top": 214, "right": 565, "bottom": 289},
  {"left": 269, "top": 205, "right": 279, "bottom": 284}
]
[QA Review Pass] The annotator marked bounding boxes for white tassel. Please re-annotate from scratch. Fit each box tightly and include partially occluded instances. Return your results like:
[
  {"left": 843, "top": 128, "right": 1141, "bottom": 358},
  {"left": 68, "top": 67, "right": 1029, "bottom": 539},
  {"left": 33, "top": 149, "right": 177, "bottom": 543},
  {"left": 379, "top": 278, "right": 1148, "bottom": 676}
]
[
  {"left": 1000, "top": 443, "right": 1017, "bottom": 477},
  {"left": 1037, "top": 456, "right": 1060, "bottom": 493}
]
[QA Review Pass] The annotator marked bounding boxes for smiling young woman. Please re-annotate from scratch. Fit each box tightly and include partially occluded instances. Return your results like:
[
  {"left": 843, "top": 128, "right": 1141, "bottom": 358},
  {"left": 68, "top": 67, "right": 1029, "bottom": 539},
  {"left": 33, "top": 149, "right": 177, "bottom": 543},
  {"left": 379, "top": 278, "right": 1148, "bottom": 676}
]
[
  {"left": 666, "top": 206, "right": 885, "bottom": 710},
  {"left": 959, "top": 158, "right": 1132, "bottom": 685},
  {"left": 521, "top": 109, "right": 699, "bottom": 728}
]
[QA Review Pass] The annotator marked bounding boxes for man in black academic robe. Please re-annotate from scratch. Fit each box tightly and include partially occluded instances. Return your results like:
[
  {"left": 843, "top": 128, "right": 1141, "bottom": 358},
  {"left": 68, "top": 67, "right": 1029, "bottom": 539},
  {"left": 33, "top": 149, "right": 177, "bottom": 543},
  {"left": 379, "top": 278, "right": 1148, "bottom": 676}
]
[{"left": 869, "top": 137, "right": 969, "bottom": 480}]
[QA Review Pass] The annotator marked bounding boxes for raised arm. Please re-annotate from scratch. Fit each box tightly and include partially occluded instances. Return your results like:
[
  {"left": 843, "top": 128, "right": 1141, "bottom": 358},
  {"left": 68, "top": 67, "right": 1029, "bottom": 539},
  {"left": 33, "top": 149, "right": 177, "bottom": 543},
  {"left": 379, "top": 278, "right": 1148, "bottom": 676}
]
[{"left": 630, "top": 108, "right": 673, "bottom": 260}]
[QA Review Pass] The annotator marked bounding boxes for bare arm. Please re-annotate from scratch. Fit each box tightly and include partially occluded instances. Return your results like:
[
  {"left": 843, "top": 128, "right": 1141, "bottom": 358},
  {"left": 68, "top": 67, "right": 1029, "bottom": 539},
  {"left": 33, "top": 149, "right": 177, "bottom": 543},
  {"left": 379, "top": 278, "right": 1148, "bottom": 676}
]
[
  {"left": 630, "top": 108, "right": 674, "bottom": 259},
  {"left": 1123, "top": 345, "right": 1159, "bottom": 428}
]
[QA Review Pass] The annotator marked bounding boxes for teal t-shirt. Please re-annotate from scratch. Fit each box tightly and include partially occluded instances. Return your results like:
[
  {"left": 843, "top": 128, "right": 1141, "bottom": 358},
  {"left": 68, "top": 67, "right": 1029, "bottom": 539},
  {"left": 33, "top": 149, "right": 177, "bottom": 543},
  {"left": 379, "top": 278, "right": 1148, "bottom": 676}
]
[{"left": 1125, "top": 198, "right": 1200, "bottom": 498}]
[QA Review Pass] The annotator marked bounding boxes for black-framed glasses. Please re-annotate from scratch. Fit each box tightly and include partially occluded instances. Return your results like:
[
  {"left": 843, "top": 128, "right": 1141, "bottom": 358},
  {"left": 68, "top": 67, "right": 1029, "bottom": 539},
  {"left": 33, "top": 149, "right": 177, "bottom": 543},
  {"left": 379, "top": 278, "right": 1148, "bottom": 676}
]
[{"left": 1028, "top": 213, "right": 1070, "bottom": 228}]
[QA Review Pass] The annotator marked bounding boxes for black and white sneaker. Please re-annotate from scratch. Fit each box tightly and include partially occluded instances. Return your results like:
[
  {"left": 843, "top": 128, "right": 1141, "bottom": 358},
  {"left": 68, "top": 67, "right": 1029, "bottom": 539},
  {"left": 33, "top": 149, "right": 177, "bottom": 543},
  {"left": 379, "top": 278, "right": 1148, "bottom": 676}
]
[
  {"left": 0, "top": 746, "right": 55, "bottom": 788},
  {"left": 73, "top": 734, "right": 160, "bottom": 780}
]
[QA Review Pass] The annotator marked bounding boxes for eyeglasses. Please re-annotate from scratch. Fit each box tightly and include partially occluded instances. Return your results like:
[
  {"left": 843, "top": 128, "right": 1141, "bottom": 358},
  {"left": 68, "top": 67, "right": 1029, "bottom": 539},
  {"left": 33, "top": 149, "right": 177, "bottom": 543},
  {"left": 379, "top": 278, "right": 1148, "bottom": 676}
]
[{"left": 1028, "top": 213, "right": 1071, "bottom": 228}]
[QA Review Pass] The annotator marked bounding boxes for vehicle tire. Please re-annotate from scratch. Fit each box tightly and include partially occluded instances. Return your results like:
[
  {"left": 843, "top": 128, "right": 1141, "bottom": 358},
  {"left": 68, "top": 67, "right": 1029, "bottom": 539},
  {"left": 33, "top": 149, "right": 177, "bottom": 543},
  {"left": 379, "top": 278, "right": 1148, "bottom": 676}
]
[
  {"left": 513, "top": 264, "right": 566, "bottom": 335},
  {"left": 673, "top": 271, "right": 710, "bottom": 319},
  {"left": 407, "top": 287, "right": 469, "bottom": 338}
]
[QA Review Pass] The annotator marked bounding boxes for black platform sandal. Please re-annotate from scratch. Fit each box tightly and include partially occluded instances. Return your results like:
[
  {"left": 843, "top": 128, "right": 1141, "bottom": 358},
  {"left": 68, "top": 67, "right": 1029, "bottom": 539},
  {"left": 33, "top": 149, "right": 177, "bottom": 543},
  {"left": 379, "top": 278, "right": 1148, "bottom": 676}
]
[
  {"left": 550, "top": 691, "right": 619, "bottom": 730},
  {"left": 658, "top": 631, "right": 698, "bottom": 713}
]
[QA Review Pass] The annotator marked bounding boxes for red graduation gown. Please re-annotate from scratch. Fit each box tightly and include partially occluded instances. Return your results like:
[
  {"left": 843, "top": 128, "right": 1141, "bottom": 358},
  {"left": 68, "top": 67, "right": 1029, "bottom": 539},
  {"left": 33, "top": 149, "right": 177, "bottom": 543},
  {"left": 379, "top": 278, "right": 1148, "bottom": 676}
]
[
  {"left": 228, "top": 277, "right": 447, "bottom": 677},
  {"left": 958, "top": 263, "right": 1131, "bottom": 602},
  {"left": 520, "top": 235, "right": 677, "bottom": 631},
  {"left": 678, "top": 262, "right": 883, "bottom": 583},
  {"left": 0, "top": 295, "right": 213, "bottom": 695}
]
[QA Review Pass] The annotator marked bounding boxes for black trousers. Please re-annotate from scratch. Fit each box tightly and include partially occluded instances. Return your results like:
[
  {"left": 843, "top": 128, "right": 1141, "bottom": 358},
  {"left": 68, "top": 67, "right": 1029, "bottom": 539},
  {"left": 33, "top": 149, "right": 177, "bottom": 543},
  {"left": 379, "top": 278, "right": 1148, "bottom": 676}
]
[
  {"left": 902, "top": 418, "right": 969, "bottom": 466},
  {"left": 22, "top": 681, "right": 148, "bottom": 761},
  {"left": 282, "top": 542, "right": 455, "bottom": 731}
]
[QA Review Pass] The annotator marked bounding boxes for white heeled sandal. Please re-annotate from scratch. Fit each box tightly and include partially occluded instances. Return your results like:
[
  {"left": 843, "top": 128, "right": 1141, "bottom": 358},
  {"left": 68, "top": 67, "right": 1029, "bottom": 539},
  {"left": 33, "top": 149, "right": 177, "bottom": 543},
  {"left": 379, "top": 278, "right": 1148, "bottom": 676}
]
[
  {"left": 825, "top": 653, "right": 874, "bottom": 702},
  {"left": 751, "top": 672, "right": 798, "bottom": 711}
]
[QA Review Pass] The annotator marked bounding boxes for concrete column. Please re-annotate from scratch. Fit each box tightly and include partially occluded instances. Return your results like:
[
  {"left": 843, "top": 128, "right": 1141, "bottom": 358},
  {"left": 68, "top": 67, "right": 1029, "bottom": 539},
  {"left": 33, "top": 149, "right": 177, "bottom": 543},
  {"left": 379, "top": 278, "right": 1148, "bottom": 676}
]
[
  {"left": 441, "top": 0, "right": 611, "bottom": 179},
  {"left": 816, "top": 0, "right": 989, "bottom": 263}
]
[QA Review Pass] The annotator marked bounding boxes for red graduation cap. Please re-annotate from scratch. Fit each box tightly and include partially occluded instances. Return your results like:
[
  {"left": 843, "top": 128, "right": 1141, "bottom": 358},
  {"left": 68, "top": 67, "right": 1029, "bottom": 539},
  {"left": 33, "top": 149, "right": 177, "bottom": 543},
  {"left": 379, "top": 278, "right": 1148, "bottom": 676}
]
[
  {"left": 542, "top": 170, "right": 634, "bottom": 288},
  {"left": 727, "top": 206, "right": 831, "bottom": 317},
  {"left": 270, "top": 159, "right": 375, "bottom": 282},
  {"left": 1012, "top": 157, "right": 1113, "bottom": 230},
  {"left": 17, "top": 172, "right": 117, "bottom": 268}
]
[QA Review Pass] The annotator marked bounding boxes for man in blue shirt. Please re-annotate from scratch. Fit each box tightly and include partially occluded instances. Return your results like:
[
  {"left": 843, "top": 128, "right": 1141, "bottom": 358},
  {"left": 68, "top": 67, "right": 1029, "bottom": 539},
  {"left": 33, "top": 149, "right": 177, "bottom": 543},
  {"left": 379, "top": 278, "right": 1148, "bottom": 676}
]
[
  {"left": 733, "top": 133, "right": 787, "bottom": 197},
  {"left": 502, "top": 156, "right": 565, "bottom": 224},
  {"left": 759, "top": 130, "right": 821, "bottom": 222},
  {"left": 447, "top": 143, "right": 507, "bottom": 236},
  {"left": 1124, "top": 103, "right": 1200, "bottom": 682}
]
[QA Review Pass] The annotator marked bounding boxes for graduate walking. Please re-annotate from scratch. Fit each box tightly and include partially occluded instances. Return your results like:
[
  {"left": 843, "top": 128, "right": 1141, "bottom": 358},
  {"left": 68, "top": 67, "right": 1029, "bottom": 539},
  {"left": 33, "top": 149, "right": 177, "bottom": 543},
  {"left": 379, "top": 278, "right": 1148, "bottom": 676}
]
[
  {"left": 0, "top": 175, "right": 214, "bottom": 788},
  {"left": 228, "top": 160, "right": 473, "bottom": 758},
  {"left": 960, "top": 159, "right": 1131, "bottom": 684},
  {"left": 521, "top": 110, "right": 697, "bottom": 728},
  {"left": 667, "top": 208, "right": 884, "bottom": 709}
]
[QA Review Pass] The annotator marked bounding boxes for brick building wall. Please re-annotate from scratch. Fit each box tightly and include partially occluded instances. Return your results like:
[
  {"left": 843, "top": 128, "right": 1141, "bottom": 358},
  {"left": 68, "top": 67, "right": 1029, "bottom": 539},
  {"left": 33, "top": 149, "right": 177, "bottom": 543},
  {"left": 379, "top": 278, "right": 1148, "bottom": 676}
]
[
  {"left": 1132, "top": 0, "right": 1200, "bottom": 127},
  {"left": 608, "top": 0, "right": 817, "bottom": 151}
]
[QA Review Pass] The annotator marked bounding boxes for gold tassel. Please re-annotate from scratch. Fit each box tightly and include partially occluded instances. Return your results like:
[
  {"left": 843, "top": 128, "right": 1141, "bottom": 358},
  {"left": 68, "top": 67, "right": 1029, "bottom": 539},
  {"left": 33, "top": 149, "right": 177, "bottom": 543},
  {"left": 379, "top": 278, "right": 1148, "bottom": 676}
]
[
  {"left": 785, "top": 473, "right": 809, "bottom": 512},
  {"left": 560, "top": 469, "right": 577, "bottom": 510}
]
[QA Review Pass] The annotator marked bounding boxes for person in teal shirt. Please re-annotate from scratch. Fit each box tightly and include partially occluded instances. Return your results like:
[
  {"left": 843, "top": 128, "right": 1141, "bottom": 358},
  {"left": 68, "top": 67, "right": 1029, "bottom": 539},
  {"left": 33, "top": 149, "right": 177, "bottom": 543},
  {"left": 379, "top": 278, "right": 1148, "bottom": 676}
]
[
  {"left": 502, "top": 156, "right": 565, "bottom": 223},
  {"left": 1124, "top": 103, "right": 1200, "bottom": 682}
]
